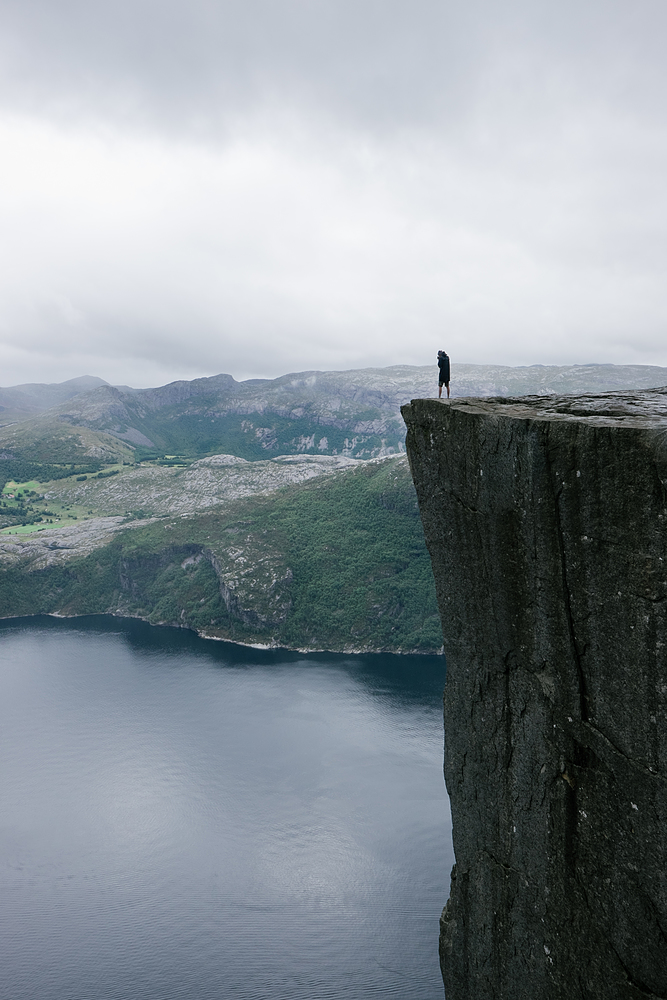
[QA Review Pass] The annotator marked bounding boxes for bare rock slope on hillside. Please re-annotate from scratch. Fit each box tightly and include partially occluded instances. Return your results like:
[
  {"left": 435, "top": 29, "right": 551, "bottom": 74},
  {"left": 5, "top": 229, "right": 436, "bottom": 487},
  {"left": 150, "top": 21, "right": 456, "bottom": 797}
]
[{"left": 0, "top": 454, "right": 442, "bottom": 654}]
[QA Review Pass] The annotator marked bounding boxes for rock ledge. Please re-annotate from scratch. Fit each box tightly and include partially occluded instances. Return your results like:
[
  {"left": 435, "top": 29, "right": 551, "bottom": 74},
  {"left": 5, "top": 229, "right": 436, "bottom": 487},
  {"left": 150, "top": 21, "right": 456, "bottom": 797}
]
[{"left": 403, "top": 390, "right": 667, "bottom": 1000}]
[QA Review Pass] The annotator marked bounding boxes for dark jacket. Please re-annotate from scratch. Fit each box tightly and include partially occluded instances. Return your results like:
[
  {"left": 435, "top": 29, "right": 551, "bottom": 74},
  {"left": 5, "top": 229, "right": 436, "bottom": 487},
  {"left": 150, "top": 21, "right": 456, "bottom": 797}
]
[{"left": 438, "top": 353, "right": 450, "bottom": 382}]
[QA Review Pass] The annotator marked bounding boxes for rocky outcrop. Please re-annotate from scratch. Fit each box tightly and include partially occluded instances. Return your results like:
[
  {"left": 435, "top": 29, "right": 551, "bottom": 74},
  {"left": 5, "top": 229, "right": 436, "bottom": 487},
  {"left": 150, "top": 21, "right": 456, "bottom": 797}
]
[
  {"left": 402, "top": 390, "right": 667, "bottom": 1000},
  {"left": 0, "top": 516, "right": 148, "bottom": 570}
]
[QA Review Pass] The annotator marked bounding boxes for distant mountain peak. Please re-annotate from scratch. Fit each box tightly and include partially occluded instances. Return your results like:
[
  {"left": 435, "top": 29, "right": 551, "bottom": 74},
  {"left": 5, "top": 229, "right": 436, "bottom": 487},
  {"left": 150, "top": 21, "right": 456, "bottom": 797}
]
[{"left": 60, "top": 376, "right": 110, "bottom": 389}]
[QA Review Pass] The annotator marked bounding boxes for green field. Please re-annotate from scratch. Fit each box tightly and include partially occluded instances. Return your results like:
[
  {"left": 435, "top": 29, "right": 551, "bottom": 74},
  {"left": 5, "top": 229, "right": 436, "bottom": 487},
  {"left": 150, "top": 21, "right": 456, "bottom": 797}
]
[{"left": 0, "top": 465, "right": 132, "bottom": 532}]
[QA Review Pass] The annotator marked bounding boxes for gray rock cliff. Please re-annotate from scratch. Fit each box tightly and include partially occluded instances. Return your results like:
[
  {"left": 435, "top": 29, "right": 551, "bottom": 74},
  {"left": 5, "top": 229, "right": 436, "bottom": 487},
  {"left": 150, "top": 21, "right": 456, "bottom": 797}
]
[{"left": 402, "top": 390, "right": 667, "bottom": 1000}]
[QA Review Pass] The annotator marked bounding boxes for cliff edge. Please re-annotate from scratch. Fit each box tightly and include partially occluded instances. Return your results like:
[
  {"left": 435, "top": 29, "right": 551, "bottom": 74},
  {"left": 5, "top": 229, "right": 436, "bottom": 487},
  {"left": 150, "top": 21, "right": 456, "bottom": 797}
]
[{"left": 402, "top": 390, "right": 667, "bottom": 1000}]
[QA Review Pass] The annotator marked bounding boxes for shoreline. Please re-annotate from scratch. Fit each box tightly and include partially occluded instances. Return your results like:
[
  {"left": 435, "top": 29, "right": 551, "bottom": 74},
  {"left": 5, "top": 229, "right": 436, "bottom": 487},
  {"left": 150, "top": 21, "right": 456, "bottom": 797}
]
[{"left": 0, "top": 609, "right": 444, "bottom": 657}]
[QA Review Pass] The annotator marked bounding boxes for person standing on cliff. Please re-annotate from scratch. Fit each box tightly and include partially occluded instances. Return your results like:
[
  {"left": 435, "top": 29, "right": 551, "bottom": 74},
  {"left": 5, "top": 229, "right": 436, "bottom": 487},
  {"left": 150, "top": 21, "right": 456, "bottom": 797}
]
[{"left": 437, "top": 350, "right": 450, "bottom": 398}]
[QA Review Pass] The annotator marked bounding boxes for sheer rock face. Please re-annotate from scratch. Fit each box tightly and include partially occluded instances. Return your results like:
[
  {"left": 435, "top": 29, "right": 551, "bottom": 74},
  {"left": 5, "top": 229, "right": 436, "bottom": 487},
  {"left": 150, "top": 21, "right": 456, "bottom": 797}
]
[{"left": 402, "top": 391, "right": 667, "bottom": 1000}]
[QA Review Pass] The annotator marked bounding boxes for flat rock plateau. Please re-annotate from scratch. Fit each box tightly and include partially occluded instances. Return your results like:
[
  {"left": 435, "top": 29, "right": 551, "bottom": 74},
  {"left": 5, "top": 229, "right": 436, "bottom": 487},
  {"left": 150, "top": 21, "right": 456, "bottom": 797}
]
[{"left": 403, "top": 389, "right": 667, "bottom": 1000}]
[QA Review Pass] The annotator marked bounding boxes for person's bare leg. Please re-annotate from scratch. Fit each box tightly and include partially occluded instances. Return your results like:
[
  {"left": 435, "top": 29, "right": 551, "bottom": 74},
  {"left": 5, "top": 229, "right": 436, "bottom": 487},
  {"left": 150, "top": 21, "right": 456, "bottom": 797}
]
[
  {"left": 447, "top": 383, "right": 450, "bottom": 398},
  {"left": 438, "top": 385, "right": 443, "bottom": 398}
]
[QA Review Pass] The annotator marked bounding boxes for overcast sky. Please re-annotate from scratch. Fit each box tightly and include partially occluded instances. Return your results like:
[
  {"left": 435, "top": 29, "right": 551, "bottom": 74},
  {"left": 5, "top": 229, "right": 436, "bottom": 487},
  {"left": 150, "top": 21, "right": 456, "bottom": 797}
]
[{"left": 1, "top": 0, "right": 666, "bottom": 387}]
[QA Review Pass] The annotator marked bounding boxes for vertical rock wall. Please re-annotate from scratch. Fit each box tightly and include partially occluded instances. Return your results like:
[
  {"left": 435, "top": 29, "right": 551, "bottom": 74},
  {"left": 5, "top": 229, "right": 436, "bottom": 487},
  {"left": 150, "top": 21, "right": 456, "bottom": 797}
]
[{"left": 402, "top": 391, "right": 667, "bottom": 1000}]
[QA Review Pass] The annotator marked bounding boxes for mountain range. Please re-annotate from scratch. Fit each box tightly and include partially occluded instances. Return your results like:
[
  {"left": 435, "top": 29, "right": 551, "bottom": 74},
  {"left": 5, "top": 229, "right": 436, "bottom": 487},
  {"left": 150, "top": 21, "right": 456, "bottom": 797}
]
[{"left": 2, "top": 362, "right": 667, "bottom": 465}]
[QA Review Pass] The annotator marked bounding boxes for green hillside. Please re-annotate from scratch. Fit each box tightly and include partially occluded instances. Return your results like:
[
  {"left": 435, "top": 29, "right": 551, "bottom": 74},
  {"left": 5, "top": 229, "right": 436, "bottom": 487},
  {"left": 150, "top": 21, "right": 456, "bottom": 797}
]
[
  {"left": 0, "top": 457, "right": 442, "bottom": 654},
  {"left": 0, "top": 415, "right": 133, "bottom": 466}
]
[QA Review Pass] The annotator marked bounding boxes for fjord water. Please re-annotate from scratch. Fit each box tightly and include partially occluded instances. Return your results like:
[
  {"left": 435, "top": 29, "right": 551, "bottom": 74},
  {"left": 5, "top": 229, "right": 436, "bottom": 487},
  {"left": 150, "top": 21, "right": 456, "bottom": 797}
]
[{"left": 0, "top": 616, "right": 451, "bottom": 1000}]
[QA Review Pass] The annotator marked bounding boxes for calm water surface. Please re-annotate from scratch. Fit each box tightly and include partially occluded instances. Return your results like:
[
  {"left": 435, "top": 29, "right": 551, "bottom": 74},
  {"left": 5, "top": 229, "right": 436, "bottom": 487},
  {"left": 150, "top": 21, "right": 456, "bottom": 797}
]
[{"left": 0, "top": 616, "right": 451, "bottom": 999}]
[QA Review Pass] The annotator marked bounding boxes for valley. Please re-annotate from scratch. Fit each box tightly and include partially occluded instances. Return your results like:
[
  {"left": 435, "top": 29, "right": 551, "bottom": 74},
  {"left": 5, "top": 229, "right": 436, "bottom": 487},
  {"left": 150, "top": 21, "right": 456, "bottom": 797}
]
[{"left": 2, "top": 361, "right": 667, "bottom": 654}]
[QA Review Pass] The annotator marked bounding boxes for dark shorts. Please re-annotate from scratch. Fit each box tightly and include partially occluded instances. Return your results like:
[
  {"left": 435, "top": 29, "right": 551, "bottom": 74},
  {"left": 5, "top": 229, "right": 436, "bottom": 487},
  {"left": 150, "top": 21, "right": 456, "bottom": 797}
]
[{"left": 439, "top": 379, "right": 449, "bottom": 387}]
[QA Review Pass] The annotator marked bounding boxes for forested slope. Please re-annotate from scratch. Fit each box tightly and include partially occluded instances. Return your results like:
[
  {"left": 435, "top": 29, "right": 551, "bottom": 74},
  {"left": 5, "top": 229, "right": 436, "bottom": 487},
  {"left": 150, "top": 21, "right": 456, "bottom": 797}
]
[{"left": 0, "top": 456, "right": 442, "bottom": 653}]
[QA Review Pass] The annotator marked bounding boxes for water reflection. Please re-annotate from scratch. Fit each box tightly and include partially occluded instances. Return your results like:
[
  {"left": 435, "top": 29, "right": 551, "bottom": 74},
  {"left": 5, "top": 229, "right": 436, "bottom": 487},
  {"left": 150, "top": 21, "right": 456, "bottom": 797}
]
[{"left": 0, "top": 615, "right": 451, "bottom": 1000}]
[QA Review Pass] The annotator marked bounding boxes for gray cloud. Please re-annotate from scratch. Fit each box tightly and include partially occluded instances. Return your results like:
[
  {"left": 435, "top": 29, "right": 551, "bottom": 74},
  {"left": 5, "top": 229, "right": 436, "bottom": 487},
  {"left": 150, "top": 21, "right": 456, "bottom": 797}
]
[
  {"left": 0, "top": 0, "right": 470, "bottom": 133},
  {"left": 2, "top": 1, "right": 665, "bottom": 135},
  {"left": 0, "top": 1, "right": 666, "bottom": 386}
]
